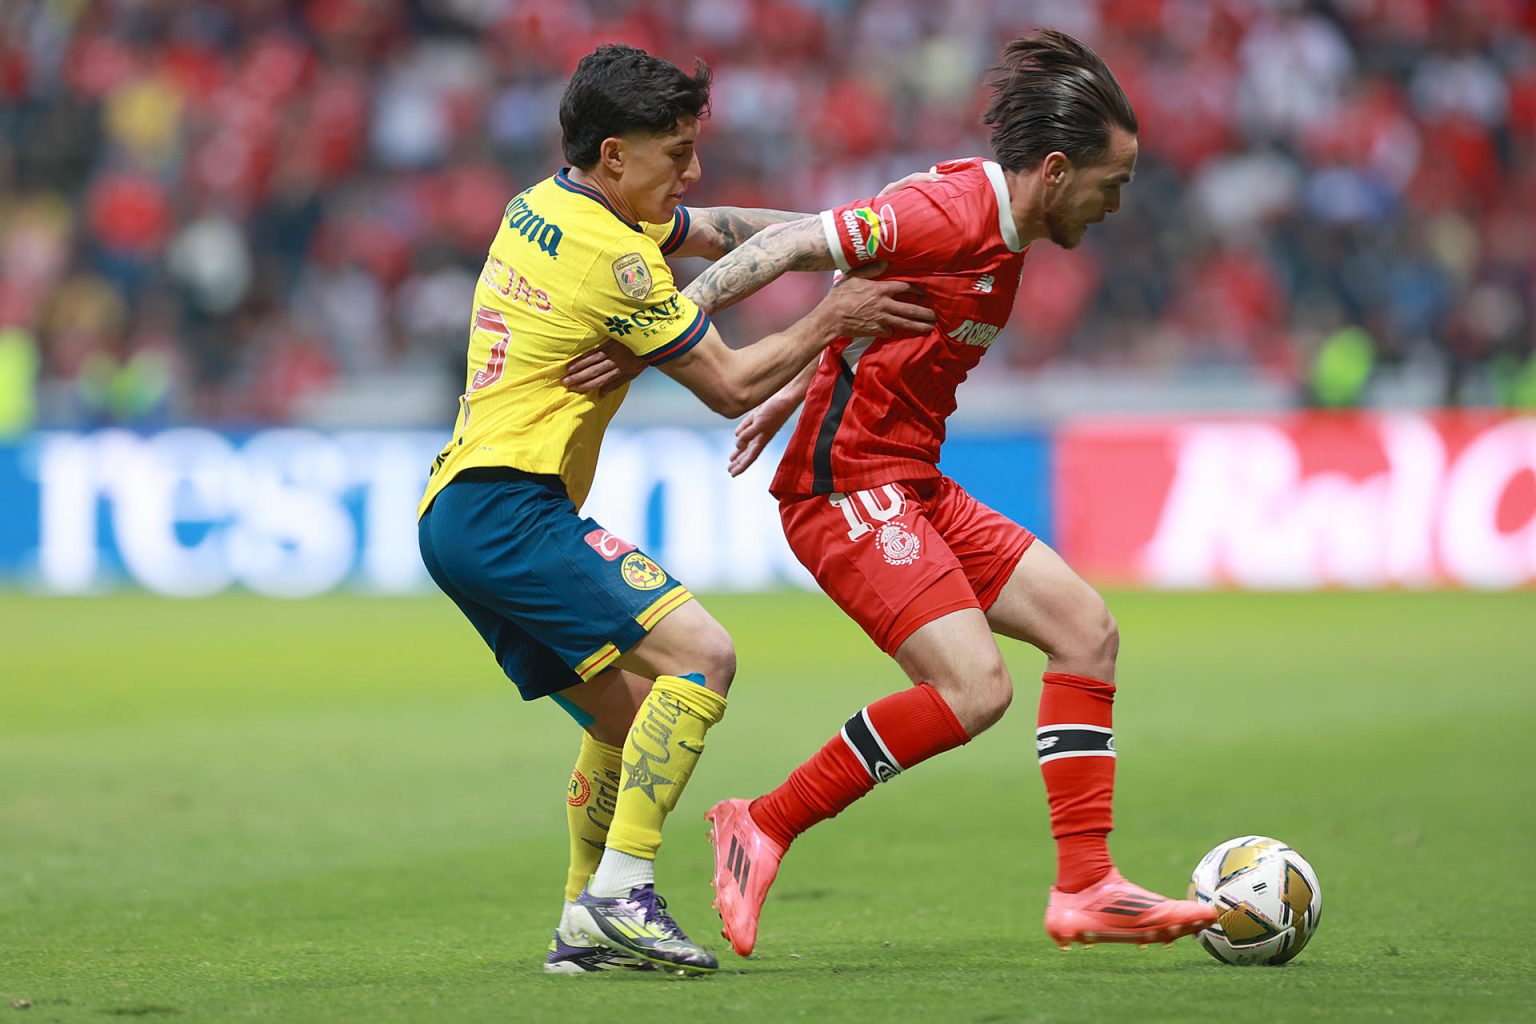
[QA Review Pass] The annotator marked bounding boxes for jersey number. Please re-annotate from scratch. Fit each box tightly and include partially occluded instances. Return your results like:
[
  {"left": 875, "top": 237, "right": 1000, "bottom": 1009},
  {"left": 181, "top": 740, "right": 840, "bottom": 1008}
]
[
  {"left": 470, "top": 306, "right": 511, "bottom": 391},
  {"left": 458, "top": 306, "right": 512, "bottom": 430},
  {"left": 830, "top": 485, "right": 906, "bottom": 541}
]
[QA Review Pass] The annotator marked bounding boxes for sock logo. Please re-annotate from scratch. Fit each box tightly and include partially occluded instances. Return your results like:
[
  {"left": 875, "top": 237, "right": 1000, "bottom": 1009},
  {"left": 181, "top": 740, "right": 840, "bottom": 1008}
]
[
  {"left": 568, "top": 769, "right": 591, "bottom": 807},
  {"left": 621, "top": 752, "right": 674, "bottom": 802},
  {"left": 840, "top": 708, "right": 905, "bottom": 783},
  {"left": 1035, "top": 724, "right": 1115, "bottom": 765}
]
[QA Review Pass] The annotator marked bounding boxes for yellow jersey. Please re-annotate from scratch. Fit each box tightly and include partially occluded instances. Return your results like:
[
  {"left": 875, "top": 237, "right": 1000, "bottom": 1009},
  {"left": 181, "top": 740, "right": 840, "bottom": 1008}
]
[{"left": 418, "top": 169, "right": 710, "bottom": 516}]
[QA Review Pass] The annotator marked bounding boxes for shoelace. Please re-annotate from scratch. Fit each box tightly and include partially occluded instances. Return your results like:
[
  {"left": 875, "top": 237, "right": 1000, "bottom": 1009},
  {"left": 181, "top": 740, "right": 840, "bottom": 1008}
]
[{"left": 633, "top": 888, "right": 688, "bottom": 942}]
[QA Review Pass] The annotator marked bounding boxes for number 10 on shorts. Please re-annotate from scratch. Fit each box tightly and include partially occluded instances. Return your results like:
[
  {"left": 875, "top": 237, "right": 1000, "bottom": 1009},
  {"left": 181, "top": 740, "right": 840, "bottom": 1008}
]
[{"left": 830, "top": 485, "right": 906, "bottom": 541}]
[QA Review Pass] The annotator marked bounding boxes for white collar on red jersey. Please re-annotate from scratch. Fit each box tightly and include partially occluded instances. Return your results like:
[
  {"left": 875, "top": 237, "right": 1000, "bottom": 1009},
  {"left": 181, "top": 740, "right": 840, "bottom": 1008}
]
[{"left": 982, "top": 161, "right": 1026, "bottom": 253}]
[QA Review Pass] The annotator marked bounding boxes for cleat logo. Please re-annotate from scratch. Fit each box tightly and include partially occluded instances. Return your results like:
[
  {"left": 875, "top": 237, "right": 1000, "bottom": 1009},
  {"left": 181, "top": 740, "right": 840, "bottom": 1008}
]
[{"left": 727, "top": 836, "right": 752, "bottom": 894}]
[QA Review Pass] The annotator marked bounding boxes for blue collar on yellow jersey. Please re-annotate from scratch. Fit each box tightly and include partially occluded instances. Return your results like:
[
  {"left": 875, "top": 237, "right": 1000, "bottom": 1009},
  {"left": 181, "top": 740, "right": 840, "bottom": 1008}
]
[{"left": 555, "top": 168, "right": 643, "bottom": 231}]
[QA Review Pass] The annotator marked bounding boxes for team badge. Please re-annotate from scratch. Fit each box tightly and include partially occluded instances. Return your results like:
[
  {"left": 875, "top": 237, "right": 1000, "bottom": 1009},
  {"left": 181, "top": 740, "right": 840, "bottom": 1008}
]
[
  {"left": 612, "top": 252, "right": 652, "bottom": 300},
  {"left": 620, "top": 551, "right": 668, "bottom": 590},
  {"left": 877, "top": 522, "right": 921, "bottom": 566},
  {"left": 567, "top": 769, "right": 591, "bottom": 807}
]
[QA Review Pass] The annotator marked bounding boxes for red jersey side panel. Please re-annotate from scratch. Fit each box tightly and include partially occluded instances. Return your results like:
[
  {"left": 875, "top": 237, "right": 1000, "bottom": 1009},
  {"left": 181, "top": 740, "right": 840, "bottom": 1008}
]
[{"left": 773, "top": 159, "right": 1030, "bottom": 499}]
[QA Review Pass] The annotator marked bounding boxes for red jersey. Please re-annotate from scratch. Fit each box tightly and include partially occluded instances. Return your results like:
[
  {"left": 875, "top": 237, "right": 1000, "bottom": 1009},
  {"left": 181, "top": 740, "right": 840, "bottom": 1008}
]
[{"left": 771, "top": 158, "right": 1030, "bottom": 499}]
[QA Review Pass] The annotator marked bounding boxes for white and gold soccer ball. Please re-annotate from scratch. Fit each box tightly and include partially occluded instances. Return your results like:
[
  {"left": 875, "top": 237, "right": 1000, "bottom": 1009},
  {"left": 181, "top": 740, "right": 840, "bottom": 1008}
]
[{"left": 1187, "top": 835, "right": 1322, "bottom": 965}]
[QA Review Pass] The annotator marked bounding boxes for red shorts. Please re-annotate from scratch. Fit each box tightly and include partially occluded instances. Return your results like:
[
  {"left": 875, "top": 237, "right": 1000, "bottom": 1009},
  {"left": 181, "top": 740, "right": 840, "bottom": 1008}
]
[{"left": 779, "top": 476, "right": 1035, "bottom": 655}]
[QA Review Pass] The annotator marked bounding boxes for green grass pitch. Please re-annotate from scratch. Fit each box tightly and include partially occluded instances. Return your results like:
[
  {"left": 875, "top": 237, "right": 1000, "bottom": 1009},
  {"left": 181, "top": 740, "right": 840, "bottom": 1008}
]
[{"left": 2, "top": 588, "right": 1534, "bottom": 1022}]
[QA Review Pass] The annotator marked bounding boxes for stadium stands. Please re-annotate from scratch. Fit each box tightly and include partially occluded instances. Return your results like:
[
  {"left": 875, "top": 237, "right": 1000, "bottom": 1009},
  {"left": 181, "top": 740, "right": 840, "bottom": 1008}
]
[{"left": 1, "top": 0, "right": 1533, "bottom": 426}]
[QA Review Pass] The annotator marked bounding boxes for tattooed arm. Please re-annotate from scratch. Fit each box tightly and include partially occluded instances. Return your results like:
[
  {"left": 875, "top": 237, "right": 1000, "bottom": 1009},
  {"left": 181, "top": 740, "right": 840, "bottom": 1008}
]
[
  {"left": 682, "top": 216, "right": 839, "bottom": 315},
  {"left": 670, "top": 206, "right": 807, "bottom": 261}
]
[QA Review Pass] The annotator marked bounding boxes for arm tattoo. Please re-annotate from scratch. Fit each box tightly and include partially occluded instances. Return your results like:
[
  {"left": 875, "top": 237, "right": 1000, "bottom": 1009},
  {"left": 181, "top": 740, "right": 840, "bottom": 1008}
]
[
  {"left": 683, "top": 217, "right": 837, "bottom": 314},
  {"left": 691, "top": 206, "right": 804, "bottom": 255}
]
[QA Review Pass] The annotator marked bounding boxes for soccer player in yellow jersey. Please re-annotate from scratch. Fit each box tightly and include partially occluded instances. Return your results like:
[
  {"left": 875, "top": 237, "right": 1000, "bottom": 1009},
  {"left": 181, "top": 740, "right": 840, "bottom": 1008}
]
[{"left": 416, "top": 44, "right": 932, "bottom": 975}]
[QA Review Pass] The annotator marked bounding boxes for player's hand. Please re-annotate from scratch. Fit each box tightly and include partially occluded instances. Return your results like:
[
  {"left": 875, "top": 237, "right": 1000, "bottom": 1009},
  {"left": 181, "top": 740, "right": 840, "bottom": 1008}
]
[
  {"left": 729, "top": 397, "right": 798, "bottom": 476},
  {"left": 817, "top": 262, "right": 933, "bottom": 338},
  {"left": 563, "top": 340, "right": 647, "bottom": 396},
  {"left": 877, "top": 169, "right": 941, "bottom": 197}
]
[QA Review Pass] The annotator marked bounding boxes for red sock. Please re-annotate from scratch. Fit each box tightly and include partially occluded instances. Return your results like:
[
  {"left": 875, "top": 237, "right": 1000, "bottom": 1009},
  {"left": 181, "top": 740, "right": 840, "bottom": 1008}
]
[
  {"left": 1038, "top": 671, "right": 1117, "bottom": 892},
  {"left": 750, "top": 682, "right": 969, "bottom": 849}
]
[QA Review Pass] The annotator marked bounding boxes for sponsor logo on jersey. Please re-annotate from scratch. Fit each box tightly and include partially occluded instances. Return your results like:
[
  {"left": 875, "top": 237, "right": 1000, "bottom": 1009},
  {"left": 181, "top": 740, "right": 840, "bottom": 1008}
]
[
  {"left": 568, "top": 769, "right": 591, "bottom": 807},
  {"left": 612, "top": 252, "right": 652, "bottom": 300},
  {"left": 973, "top": 274, "right": 994, "bottom": 293},
  {"left": 877, "top": 522, "right": 920, "bottom": 566},
  {"left": 948, "top": 319, "right": 1002, "bottom": 348},
  {"left": 584, "top": 528, "right": 637, "bottom": 561},
  {"left": 602, "top": 293, "right": 684, "bottom": 338},
  {"left": 841, "top": 203, "right": 898, "bottom": 261},
  {"left": 620, "top": 551, "right": 668, "bottom": 590},
  {"left": 504, "top": 193, "right": 564, "bottom": 258}
]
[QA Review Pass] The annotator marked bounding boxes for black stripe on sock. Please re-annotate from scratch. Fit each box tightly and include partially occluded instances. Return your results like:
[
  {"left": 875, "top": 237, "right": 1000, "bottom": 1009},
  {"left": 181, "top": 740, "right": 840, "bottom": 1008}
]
[
  {"left": 842, "top": 709, "right": 901, "bottom": 782},
  {"left": 1035, "top": 727, "right": 1114, "bottom": 760}
]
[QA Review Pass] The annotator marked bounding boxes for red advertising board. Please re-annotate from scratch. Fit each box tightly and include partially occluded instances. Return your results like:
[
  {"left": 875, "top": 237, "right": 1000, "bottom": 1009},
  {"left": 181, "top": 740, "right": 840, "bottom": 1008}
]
[{"left": 1056, "top": 413, "right": 1536, "bottom": 589}]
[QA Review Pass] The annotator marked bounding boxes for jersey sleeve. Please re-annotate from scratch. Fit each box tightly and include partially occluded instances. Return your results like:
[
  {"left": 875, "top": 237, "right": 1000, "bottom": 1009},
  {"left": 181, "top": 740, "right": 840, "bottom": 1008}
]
[
  {"left": 641, "top": 206, "right": 691, "bottom": 256},
  {"left": 573, "top": 240, "right": 712, "bottom": 366},
  {"left": 818, "top": 183, "right": 970, "bottom": 275}
]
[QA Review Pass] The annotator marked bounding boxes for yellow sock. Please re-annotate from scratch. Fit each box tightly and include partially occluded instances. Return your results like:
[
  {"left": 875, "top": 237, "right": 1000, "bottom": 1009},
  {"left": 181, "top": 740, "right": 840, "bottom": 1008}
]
[
  {"left": 604, "top": 675, "right": 728, "bottom": 860},
  {"left": 564, "top": 733, "right": 622, "bottom": 902}
]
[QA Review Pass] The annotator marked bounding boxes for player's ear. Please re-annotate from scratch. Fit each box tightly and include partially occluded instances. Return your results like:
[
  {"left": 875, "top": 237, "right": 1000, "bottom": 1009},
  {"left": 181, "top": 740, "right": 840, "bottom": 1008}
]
[
  {"left": 599, "top": 136, "right": 625, "bottom": 175},
  {"left": 1041, "top": 152, "right": 1073, "bottom": 189}
]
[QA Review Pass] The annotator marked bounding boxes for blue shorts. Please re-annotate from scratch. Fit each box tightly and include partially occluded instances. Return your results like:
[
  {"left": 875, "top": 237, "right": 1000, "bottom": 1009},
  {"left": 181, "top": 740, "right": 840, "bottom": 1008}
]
[{"left": 418, "top": 468, "right": 693, "bottom": 701}]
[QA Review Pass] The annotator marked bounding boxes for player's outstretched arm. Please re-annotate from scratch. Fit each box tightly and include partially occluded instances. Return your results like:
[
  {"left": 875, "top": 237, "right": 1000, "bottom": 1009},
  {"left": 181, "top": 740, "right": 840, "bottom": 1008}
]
[
  {"left": 674, "top": 166, "right": 938, "bottom": 263},
  {"left": 671, "top": 207, "right": 806, "bottom": 261},
  {"left": 660, "top": 267, "right": 932, "bottom": 418},
  {"left": 727, "top": 360, "right": 816, "bottom": 476},
  {"left": 682, "top": 217, "right": 840, "bottom": 315}
]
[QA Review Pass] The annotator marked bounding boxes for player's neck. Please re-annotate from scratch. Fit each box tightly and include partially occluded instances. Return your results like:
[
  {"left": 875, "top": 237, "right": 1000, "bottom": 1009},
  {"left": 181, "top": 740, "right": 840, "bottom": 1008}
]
[
  {"left": 1004, "top": 168, "right": 1050, "bottom": 247},
  {"left": 566, "top": 166, "right": 641, "bottom": 225}
]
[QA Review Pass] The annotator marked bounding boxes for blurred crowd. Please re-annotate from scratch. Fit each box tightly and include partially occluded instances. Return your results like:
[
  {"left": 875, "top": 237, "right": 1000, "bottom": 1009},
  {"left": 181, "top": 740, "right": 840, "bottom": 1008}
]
[{"left": 1, "top": 0, "right": 1534, "bottom": 428}]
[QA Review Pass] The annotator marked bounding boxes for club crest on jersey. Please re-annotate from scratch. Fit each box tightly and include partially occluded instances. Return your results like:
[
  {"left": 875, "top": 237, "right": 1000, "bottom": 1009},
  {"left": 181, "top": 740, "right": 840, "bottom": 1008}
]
[
  {"left": 877, "top": 522, "right": 921, "bottom": 566},
  {"left": 568, "top": 769, "right": 591, "bottom": 807},
  {"left": 842, "top": 203, "right": 898, "bottom": 261},
  {"left": 612, "top": 252, "right": 652, "bottom": 300},
  {"left": 621, "top": 551, "right": 668, "bottom": 590}
]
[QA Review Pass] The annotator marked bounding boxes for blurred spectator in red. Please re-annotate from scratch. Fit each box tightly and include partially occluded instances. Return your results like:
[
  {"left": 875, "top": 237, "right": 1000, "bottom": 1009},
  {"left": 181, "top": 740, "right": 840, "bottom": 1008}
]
[{"left": 0, "top": 0, "right": 1530, "bottom": 425}]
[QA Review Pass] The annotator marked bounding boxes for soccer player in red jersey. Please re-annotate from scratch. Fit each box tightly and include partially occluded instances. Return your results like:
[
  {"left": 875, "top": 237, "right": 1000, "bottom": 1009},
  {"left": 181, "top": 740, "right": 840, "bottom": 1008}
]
[{"left": 683, "top": 29, "right": 1219, "bottom": 956}]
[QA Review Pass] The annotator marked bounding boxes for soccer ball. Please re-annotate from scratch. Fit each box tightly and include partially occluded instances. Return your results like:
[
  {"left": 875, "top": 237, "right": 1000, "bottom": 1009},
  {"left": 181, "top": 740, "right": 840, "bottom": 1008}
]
[{"left": 1187, "top": 835, "right": 1322, "bottom": 966}]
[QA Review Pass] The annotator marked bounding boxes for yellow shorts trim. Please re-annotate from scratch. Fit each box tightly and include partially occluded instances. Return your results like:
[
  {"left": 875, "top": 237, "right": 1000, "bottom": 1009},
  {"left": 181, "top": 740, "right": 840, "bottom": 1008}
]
[
  {"left": 636, "top": 587, "right": 693, "bottom": 631},
  {"left": 574, "top": 642, "right": 621, "bottom": 682}
]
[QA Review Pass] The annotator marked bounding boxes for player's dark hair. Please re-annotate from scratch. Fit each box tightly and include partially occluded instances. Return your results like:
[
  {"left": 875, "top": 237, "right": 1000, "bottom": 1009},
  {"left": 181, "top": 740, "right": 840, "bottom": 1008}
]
[
  {"left": 559, "top": 44, "right": 712, "bottom": 169},
  {"left": 983, "top": 29, "right": 1137, "bottom": 173}
]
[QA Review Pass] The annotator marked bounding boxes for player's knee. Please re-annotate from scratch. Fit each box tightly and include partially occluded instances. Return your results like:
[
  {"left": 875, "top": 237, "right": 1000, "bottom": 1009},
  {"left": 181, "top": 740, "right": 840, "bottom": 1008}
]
[
  {"left": 936, "top": 658, "right": 1012, "bottom": 735},
  {"left": 971, "top": 660, "right": 1014, "bottom": 733},
  {"left": 1062, "top": 600, "right": 1118, "bottom": 679},
  {"left": 685, "top": 619, "right": 737, "bottom": 694}
]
